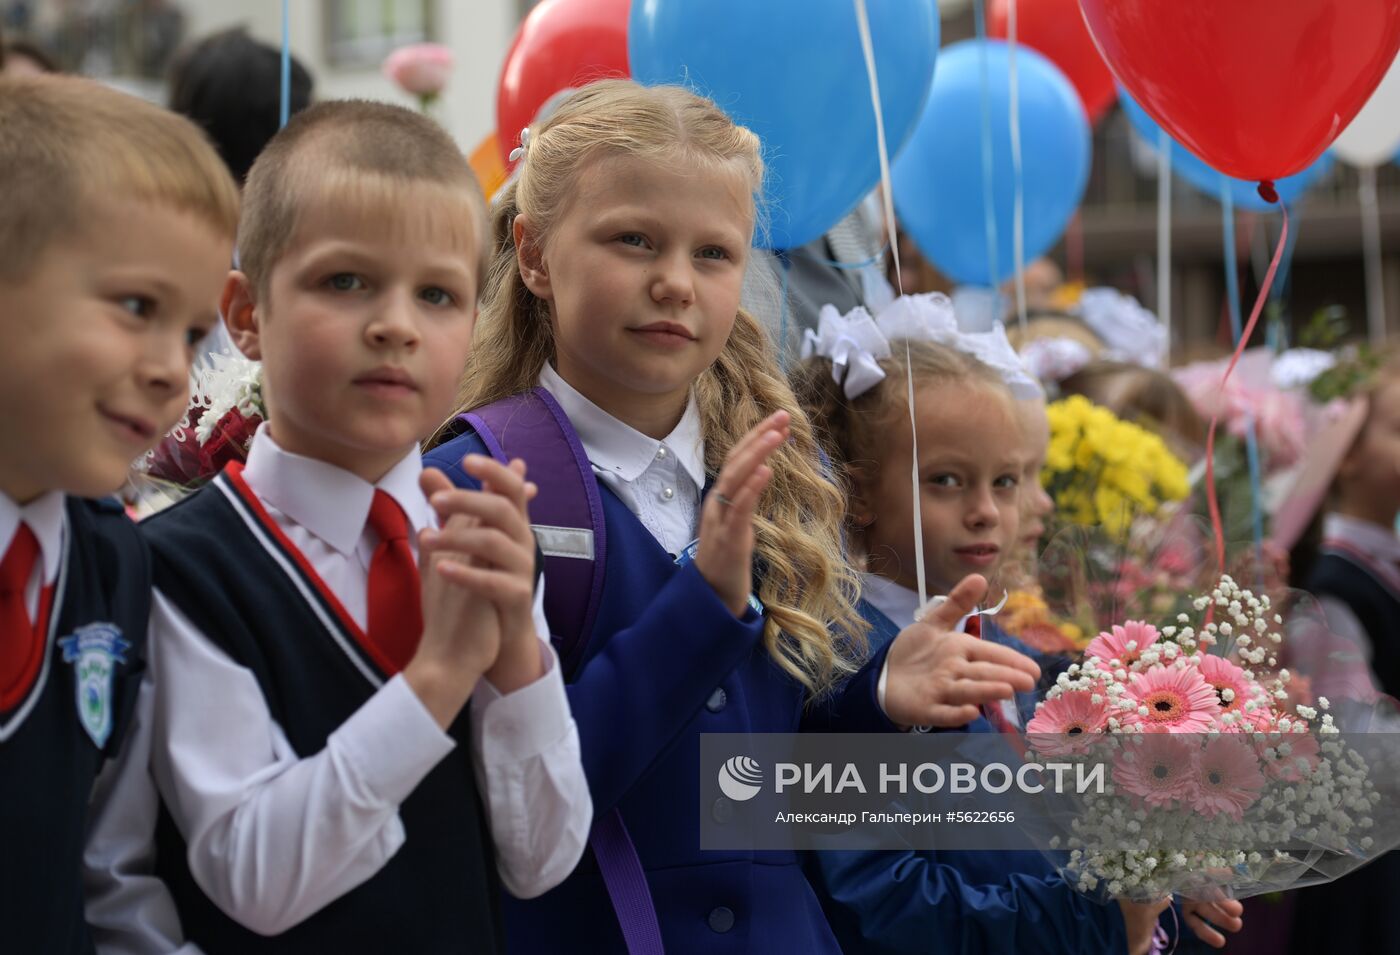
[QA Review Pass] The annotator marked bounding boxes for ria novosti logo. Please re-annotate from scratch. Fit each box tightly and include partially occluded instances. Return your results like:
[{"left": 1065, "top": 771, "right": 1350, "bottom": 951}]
[{"left": 718, "top": 755, "right": 764, "bottom": 801}]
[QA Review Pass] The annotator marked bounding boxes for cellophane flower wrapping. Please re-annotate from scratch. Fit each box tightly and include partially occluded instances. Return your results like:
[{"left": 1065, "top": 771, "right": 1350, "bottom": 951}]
[{"left": 1025, "top": 572, "right": 1400, "bottom": 902}]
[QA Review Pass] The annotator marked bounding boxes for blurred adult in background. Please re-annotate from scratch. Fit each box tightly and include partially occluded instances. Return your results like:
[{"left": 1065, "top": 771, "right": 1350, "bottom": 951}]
[{"left": 168, "top": 27, "right": 313, "bottom": 184}]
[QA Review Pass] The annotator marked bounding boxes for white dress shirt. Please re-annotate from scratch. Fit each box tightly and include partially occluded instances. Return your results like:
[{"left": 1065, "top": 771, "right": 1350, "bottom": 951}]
[
  {"left": 0, "top": 488, "right": 66, "bottom": 619},
  {"left": 84, "top": 429, "right": 590, "bottom": 950},
  {"left": 539, "top": 364, "right": 706, "bottom": 556}
]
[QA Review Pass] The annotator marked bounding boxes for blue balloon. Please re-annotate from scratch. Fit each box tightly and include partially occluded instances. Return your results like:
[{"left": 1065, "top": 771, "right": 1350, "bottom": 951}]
[
  {"left": 628, "top": 0, "right": 938, "bottom": 250},
  {"left": 1120, "top": 91, "right": 1334, "bottom": 213},
  {"left": 891, "top": 40, "right": 1090, "bottom": 288}
]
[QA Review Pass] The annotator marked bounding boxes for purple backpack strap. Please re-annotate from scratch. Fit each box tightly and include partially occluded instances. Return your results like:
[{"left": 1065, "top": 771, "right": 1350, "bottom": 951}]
[
  {"left": 461, "top": 387, "right": 606, "bottom": 674},
  {"left": 460, "top": 388, "right": 665, "bottom": 955}
]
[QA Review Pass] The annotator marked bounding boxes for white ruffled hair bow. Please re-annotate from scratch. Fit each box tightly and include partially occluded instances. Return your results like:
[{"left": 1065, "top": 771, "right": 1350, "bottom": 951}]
[
  {"left": 801, "top": 304, "right": 892, "bottom": 400},
  {"left": 1077, "top": 288, "right": 1168, "bottom": 370},
  {"left": 803, "top": 294, "right": 1043, "bottom": 401}
]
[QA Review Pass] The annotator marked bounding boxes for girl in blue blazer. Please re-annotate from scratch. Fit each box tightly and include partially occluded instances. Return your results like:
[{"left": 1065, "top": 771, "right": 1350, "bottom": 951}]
[
  {"left": 424, "top": 80, "right": 1041, "bottom": 954},
  {"left": 793, "top": 315, "right": 1195, "bottom": 955}
]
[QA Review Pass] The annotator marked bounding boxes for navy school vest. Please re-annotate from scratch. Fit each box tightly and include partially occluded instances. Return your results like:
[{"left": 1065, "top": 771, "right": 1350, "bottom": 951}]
[
  {"left": 1, "top": 497, "right": 150, "bottom": 955},
  {"left": 144, "top": 467, "right": 503, "bottom": 954},
  {"left": 1307, "top": 548, "right": 1400, "bottom": 697}
]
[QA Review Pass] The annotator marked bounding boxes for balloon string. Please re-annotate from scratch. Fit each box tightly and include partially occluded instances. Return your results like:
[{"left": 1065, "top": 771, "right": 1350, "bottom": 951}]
[
  {"left": 1205, "top": 186, "right": 1288, "bottom": 574},
  {"left": 279, "top": 0, "right": 291, "bottom": 128},
  {"left": 1007, "top": 0, "right": 1028, "bottom": 334},
  {"left": 852, "top": 0, "right": 903, "bottom": 295},
  {"left": 973, "top": 0, "right": 1001, "bottom": 291},
  {"left": 853, "top": 0, "right": 926, "bottom": 611},
  {"left": 1219, "top": 183, "right": 1266, "bottom": 571},
  {"left": 1156, "top": 128, "right": 1173, "bottom": 364},
  {"left": 1360, "top": 166, "right": 1387, "bottom": 346}
]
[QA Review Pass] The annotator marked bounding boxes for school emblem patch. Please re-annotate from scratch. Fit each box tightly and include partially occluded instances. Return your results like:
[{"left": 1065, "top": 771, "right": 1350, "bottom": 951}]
[{"left": 59, "top": 623, "right": 129, "bottom": 749}]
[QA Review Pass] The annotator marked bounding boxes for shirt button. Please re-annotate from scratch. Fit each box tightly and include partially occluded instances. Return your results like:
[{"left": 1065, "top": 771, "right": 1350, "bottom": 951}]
[
  {"left": 708, "top": 907, "right": 735, "bottom": 933},
  {"left": 661, "top": 486, "right": 675, "bottom": 501},
  {"left": 706, "top": 687, "right": 727, "bottom": 712},
  {"left": 656, "top": 446, "right": 669, "bottom": 460}
]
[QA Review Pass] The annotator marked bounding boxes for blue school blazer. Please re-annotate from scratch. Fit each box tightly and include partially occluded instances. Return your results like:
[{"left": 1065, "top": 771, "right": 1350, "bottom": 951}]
[
  {"left": 804, "top": 599, "right": 1128, "bottom": 955},
  {"left": 426, "top": 429, "right": 900, "bottom": 955}
]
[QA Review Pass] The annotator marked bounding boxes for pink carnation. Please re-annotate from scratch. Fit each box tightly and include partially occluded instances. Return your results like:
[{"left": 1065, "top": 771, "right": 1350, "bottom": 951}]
[
  {"left": 382, "top": 43, "right": 454, "bottom": 97},
  {"left": 1191, "top": 736, "right": 1265, "bottom": 820},
  {"left": 1198, "top": 654, "right": 1268, "bottom": 729},
  {"left": 1027, "top": 690, "right": 1110, "bottom": 756},
  {"left": 1122, "top": 665, "right": 1221, "bottom": 732},
  {"left": 1254, "top": 731, "right": 1322, "bottom": 783},
  {"left": 1085, "top": 621, "right": 1160, "bottom": 667},
  {"left": 1112, "top": 733, "right": 1197, "bottom": 809}
]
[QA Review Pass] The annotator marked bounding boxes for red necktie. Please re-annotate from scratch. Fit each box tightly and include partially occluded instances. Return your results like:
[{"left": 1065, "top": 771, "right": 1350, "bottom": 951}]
[
  {"left": 967, "top": 613, "right": 1026, "bottom": 749},
  {"left": 0, "top": 524, "right": 42, "bottom": 710},
  {"left": 365, "top": 491, "right": 423, "bottom": 673}
]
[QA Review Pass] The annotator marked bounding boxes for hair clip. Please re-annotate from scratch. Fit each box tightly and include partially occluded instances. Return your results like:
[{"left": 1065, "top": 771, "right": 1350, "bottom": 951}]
[{"left": 508, "top": 126, "right": 531, "bottom": 163}]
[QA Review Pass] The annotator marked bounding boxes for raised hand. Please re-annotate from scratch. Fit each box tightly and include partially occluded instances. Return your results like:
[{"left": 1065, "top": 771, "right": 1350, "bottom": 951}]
[
  {"left": 882, "top": 574, "right": 1041, "bottom": 728},
  {"left": 1118, "top": 898, "right": 1173, "bottom": 955},
  {"left": 423, "top": 456, "right": 544, "bottom": 693},
  {"left": 693, "top": 411, "right": 789, "bottom": 617},
  {"left": 403, "top": 468, "right": 503, "bottom": 729},
  {"left": 1181, "top": 898, "right": 1244, "bottom": 949}
]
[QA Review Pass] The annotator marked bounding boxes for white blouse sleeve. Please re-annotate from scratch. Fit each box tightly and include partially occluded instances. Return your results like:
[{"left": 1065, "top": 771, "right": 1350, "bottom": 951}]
[{"left": 468, "top": 588, "right": 591, "bottom": 898}]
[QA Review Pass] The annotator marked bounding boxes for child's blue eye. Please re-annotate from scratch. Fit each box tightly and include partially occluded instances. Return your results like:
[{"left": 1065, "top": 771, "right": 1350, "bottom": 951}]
[
  {"left": 995, "top": 474, "right": 1020, "bottom": 489},
  {"left": 327, "top": 273, "right": 365, "bottom": 292},
  {"left": 697, "top": 246, "right": 729, "bottom": 261},
  {"left": 928, "top": 474, "right": 959, "bottom": 488},
  {"left": 617, "top": 234, "right": 648, "bottom": 248},
  {"left": 185, "top": 325, "right": 213, "bottom": 348},
  {"left": 119, "top": 295, "right": 155, "bottom": 318},
  {"left": 419, "top": 286, "right": 455, "bottom": 307}
]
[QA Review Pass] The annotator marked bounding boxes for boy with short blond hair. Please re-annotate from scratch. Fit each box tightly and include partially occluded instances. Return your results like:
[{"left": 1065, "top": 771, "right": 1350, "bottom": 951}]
[
  {"left": 0, "top": 74, "right": 239, "bottom": 953},
  {"left": 90, "top": 99, "right": 590, "bottom": 954}
]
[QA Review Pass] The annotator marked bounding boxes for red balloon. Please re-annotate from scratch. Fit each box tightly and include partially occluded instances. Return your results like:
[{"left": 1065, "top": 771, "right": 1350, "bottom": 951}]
[
  {"left": 989, "top": 0, "right": 1115, "bottom": 122},
  {"left": 1079, "top": 0, "right": 1400, "bottom": 182},
  {"left": 495, "top": 0, "right": 631, "bottom": 166}
]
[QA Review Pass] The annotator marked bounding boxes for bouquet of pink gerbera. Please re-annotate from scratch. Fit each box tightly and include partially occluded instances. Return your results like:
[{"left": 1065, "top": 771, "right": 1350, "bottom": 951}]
[{"left": 1026, "top": 574, "right": 1397, "bottom": 903}]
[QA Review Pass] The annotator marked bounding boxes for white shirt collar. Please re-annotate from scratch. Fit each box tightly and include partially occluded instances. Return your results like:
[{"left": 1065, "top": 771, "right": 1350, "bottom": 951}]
[
  {"left": 1325, "top": 513, "right": 1400, "bottom": 565},
  {"left": 860, "top": 571, "right": 983, "bottom": 635},
  {"left": 242, "top": 425, "right": 433, "bottom": 557},
  {"left": 860, "top": 572, "right": 924, "bottom": 630},
  {"left": 538, "top": 363, "right": 707, "bottom": 489},
  {"left": 0, "top": 489, "right": 66, "bottom": 586}
]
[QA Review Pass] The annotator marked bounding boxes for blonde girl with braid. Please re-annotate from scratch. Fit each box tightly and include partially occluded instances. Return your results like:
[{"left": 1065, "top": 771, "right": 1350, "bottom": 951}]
[{"left": 424, "top": 80, "right": 1037, "bottom": 953}]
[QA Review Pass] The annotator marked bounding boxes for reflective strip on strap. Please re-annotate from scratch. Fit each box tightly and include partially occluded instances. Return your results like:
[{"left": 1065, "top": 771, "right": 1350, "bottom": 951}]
[{"left": 531, "top": 525, "right": 594, "bottom": 560}]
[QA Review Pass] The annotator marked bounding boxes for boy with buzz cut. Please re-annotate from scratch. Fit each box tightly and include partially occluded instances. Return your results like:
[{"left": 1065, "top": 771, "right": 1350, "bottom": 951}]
[
  {"left": 86, "top": 99, "right": 591, "bottom": 954},
  {"left": 0, "top": 75, "right": 240, "bottom": 954}
]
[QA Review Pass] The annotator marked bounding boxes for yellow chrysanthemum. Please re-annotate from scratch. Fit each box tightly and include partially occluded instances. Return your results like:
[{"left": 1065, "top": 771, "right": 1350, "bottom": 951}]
[{"left": 1044, "top": 397, "right": 1191, "bottom": 531}]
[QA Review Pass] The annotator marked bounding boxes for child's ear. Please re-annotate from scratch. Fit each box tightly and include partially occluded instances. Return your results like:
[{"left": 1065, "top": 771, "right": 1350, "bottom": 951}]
[
  {"left": 514, "top": 214, "right": 552, "bottom": 301},
  {"left": 221, "top": 271, "right": 263, "bottom": 361}
]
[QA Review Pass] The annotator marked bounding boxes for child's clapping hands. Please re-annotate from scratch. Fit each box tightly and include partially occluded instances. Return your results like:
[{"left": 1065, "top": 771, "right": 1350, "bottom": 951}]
[{"left": 405, "top": 456, "right": 544, "bottom": 727}]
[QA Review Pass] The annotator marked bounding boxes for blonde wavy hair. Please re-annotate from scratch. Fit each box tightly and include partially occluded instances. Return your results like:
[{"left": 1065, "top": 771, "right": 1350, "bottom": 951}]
[{"left": 430, "top": 80, "right": 866, "bottom": 697}]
